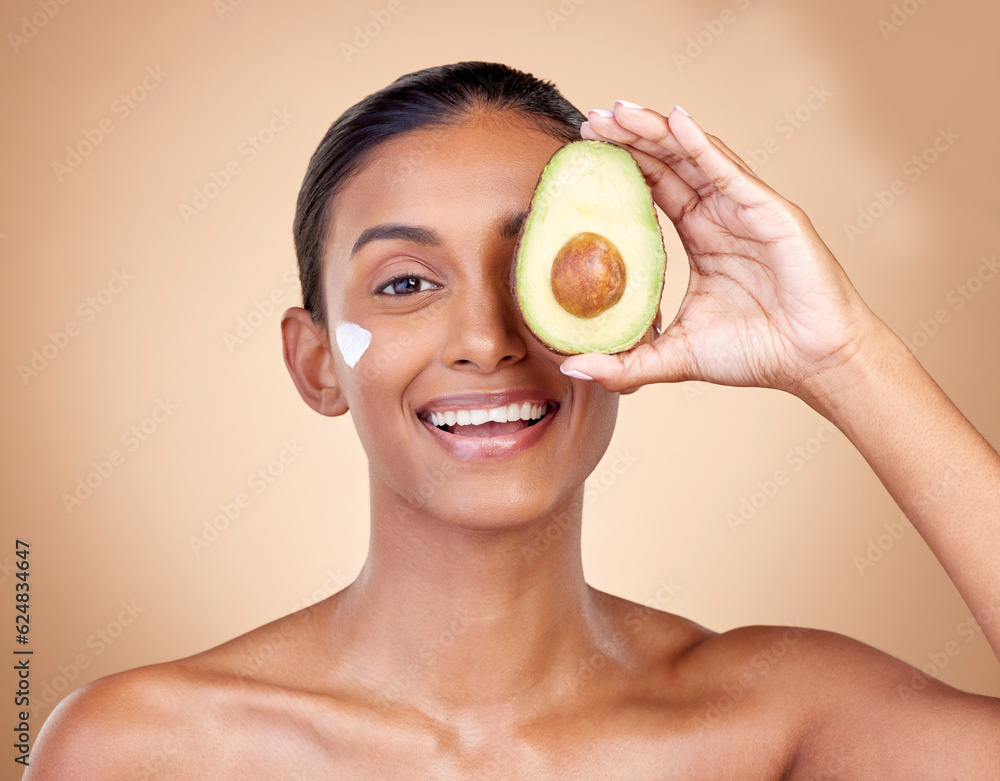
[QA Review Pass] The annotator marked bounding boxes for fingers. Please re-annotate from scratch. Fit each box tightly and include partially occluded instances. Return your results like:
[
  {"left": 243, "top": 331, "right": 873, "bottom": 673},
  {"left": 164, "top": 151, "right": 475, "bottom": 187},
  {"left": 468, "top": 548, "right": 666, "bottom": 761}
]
[
  {"left": 584, "top": 105, "right": 706, "bottom": 189},
  {"left": 559, "top": 328, "right": 693, "bottom": 393},
  {"left": 583, "top": 111, "right": 703, "bottom": 225},
  {"left": 607, "top": 137, "right": 701, "bottom": 225},
  {"left": 706, "top": 134, "right": 762, "bottom": 182},
  {"left": 658, "top": 109, "right": 775, "bottom": 209},
  {"left": 585, "top": 104, "right": 776, "bottom": 211}
]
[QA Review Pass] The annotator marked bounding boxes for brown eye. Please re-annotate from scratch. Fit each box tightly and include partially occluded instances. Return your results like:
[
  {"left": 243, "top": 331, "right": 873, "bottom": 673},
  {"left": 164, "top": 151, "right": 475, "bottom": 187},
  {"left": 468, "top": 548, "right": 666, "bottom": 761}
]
[{"left": 379, "top": 276, "right": 436, "bottom": 295}]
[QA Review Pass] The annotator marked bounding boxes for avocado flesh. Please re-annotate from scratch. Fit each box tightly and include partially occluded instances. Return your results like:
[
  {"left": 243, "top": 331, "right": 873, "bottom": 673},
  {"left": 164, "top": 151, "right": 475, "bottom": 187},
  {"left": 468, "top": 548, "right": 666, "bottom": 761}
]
[{"left": 514, "top": 140, "right": 666, "bottom": 355}]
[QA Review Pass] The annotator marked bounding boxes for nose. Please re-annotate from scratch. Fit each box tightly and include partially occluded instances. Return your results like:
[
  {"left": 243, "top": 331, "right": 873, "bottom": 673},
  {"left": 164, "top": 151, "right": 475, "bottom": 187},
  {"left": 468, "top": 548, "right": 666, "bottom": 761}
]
[{"left": 440, "top": 269, "right": 528, "bottom": 373}]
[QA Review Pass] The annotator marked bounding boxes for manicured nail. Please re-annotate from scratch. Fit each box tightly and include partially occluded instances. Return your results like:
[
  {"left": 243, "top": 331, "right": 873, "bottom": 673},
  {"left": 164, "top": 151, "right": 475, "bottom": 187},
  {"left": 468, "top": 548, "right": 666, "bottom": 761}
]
[
  {"left": 589, "top": 108, "right": 615, "bottom": 117},
  {"left": 561, "top": 367, "right": 594, "bottom": 381},
  {"left": 616, "top": 100, "right": 644, "bottom": 109},
  {"left": 671, "top": 104, "right": 690, "bottom": 116}
]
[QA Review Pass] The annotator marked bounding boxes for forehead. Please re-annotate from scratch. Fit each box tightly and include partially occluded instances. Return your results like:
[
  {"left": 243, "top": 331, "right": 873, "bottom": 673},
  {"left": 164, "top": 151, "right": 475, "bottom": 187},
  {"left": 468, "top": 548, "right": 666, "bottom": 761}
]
[{"left": 324, "top": 115, "right": 568, "bottom": 264}]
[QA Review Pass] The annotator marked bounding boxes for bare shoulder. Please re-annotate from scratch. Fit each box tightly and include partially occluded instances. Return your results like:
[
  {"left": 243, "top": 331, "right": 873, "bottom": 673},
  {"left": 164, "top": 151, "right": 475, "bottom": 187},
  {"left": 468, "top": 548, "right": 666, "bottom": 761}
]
[
  {"left": 601, "top": 606, "right": 1000, "bottom": 777},
  {"left": 683, "top": 623, "right": 1000, "bottom": 778},
  {"left": 25, "top": 661, "right": 209, "bottom": 779},
  {"left": 27, "top": 605, "right": 325, "bottom": 780}
]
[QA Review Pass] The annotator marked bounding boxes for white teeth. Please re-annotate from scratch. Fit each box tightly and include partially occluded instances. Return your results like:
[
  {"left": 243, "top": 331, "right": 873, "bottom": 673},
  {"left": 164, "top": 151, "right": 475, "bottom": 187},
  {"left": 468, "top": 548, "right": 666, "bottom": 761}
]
[{"left": 426, "top": 402, "right": 549, "bottom": 428}]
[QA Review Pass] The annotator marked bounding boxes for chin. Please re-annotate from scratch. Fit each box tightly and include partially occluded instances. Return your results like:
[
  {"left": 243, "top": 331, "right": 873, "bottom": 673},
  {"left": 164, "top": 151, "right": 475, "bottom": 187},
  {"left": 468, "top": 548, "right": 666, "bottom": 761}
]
[{"left": 434, "top": 483, "right": 579, "bottom": 534}]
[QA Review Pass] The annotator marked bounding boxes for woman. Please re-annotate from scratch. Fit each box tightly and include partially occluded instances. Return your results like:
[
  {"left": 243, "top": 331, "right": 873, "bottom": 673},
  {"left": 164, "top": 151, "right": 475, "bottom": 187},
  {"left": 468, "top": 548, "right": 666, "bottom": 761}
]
[{"left": 27, "top": 61, "right": 1000, "bottom": 778}]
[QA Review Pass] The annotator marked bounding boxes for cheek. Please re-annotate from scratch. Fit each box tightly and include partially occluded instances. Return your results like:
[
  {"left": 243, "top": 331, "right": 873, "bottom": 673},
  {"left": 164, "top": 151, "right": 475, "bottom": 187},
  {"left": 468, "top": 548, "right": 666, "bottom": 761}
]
[
  {"left": 341, "top": 319, "right": 430, "bottom": 427},
  {"left": 581, "top": 386, "right": 620, "bottom": 453},
  {"left": 334, "top": 321, "right": 372, "bottom": 368}
]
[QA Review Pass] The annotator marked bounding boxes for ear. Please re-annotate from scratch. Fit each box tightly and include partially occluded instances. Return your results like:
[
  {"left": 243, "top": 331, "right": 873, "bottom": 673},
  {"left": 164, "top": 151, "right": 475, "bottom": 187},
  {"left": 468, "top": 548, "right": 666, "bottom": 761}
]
[
  {"left": 620, "top": 307, "right": 663, "bottom": 396},
  {"left": 281, "top": 307, "right": 349, "bottom": 417}
]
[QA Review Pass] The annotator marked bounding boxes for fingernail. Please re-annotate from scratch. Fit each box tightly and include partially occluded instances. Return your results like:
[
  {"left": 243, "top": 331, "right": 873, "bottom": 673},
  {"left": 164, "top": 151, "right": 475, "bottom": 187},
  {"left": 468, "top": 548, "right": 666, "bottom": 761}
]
[
  {"left": 561, "top": 367, "right": 593, "bottom": 381},
  {"left": 615, "top": 100, "right": 644, "bottom": 109},
  {"left": 671, "top": 104, "right": 690, "bottom": 116},
  {"left": 589, "top": 108, "right": 615, "bottom": 117}
]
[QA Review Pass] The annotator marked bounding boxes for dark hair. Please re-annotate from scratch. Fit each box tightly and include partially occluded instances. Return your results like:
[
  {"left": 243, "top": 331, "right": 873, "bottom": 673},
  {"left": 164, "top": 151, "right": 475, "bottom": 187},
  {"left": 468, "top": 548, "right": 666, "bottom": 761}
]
[{"left": 292, "top": 61, "right": 586, "bottom": 326}]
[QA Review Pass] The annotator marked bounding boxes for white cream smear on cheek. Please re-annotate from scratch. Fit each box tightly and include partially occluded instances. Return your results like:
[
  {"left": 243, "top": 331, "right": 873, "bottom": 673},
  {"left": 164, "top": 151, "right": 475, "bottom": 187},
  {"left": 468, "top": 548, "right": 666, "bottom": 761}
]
[{"left": 334, "top": 321, "right": 372, "bottom": 368}]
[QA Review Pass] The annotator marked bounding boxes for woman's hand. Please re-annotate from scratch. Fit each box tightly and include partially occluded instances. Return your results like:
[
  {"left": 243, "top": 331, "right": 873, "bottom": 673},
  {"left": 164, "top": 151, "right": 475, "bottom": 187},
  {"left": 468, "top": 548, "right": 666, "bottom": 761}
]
[
  {"left": 559, "top": 102, "right": 883, "bottom": 399},
  {"left": 559, "top": 108, "right": 1000, "bottom": 750}
]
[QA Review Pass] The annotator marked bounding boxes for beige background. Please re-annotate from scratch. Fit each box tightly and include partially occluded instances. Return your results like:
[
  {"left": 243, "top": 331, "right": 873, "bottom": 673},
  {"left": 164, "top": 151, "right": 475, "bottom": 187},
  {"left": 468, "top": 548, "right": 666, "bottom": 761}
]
[{"left": 3, "top": 0, "right": 999, "bottom": 773}]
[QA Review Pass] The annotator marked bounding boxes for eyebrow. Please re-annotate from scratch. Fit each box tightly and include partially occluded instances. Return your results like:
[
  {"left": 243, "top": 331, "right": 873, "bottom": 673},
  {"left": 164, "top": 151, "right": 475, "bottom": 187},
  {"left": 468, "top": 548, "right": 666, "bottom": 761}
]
[{"left": 349, "top": 209, "right": 528, "bottom": 259}]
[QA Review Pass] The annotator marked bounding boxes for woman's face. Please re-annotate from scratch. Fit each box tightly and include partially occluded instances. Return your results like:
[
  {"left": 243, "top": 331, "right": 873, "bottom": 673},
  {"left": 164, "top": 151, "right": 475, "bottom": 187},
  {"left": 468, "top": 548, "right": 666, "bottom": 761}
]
[{"left": 318, "top": 114, "right": 622, "bottom": 529}]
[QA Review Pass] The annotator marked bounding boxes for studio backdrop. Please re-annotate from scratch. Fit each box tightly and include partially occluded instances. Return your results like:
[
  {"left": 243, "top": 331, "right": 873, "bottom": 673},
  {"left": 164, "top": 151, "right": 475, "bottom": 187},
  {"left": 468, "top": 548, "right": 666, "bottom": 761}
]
[{"left": 3, "top": 2, "right": 999, "bottom": 776}]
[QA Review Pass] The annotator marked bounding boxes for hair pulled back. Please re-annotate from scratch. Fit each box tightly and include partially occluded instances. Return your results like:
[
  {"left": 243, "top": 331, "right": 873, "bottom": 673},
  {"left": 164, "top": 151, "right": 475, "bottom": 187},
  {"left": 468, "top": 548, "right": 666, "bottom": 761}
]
[{"left": 292, "top": 61, "right": 586, "bottom": 325}]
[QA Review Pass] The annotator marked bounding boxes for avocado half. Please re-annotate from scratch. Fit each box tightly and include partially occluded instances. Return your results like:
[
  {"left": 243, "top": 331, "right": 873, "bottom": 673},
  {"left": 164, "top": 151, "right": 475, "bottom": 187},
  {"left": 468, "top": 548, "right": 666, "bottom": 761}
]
[{"left": 513, "top": 140, "right": 667, "bottom": 355}]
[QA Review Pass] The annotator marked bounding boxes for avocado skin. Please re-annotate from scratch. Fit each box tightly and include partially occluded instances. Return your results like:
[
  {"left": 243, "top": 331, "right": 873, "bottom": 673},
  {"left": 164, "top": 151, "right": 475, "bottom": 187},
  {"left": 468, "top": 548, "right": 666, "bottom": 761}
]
[{"left": 512, "top": 140, "right": 667, "bottom": 355}]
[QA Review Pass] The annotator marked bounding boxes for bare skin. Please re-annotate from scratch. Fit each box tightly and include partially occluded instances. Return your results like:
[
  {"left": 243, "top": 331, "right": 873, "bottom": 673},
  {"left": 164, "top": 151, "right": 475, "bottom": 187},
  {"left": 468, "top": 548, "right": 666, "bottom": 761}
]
[{"left": 26, "top": 105, "right": 1000, "bottom": 779}]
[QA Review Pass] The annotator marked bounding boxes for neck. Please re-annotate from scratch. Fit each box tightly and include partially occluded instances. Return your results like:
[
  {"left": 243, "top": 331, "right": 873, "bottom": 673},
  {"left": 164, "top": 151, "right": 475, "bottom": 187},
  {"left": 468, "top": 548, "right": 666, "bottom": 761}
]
[{"left": 321, "top": 483, "right": 615, "bottom": 719}]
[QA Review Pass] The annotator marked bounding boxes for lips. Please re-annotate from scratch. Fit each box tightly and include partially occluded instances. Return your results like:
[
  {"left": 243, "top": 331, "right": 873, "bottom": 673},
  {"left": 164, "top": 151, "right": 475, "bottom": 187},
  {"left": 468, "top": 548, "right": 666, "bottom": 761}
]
[
  {"left": 427, "top": 401, "right": 551, "bottom": 437},
  {"left": 415, "top": 391, "right": 559, "bottom": 458}
]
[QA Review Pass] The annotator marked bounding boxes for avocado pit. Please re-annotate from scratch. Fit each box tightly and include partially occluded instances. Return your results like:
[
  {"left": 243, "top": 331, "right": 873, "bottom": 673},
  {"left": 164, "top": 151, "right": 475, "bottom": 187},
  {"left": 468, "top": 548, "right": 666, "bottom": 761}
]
[{"left": 550, "top": 232, "right": 627, "bottom": 319}]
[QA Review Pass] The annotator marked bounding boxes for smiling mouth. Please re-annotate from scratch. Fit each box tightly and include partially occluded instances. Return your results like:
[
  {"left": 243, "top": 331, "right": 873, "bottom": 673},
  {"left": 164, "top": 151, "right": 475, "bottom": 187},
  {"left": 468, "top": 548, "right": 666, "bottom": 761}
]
[{"left": 424, "top": 402, "right": 554, "bottom": 438}]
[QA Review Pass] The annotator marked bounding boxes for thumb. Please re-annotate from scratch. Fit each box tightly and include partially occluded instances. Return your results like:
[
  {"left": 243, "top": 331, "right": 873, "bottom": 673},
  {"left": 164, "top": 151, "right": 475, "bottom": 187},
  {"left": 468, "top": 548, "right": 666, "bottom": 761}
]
[{"left": 559, "top": 330, "right": 692, "bottom": 392}]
